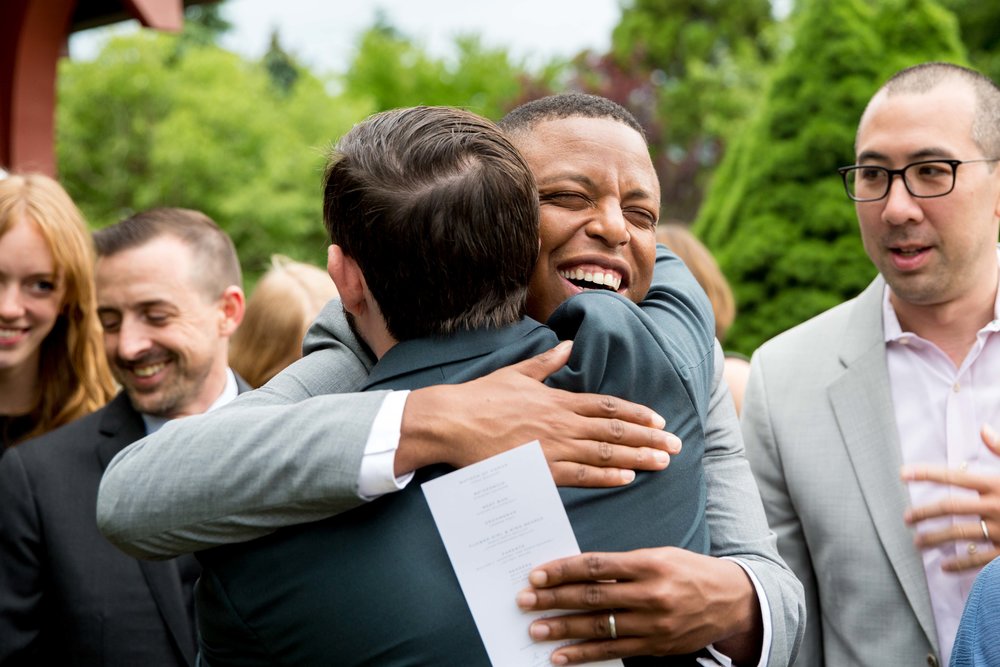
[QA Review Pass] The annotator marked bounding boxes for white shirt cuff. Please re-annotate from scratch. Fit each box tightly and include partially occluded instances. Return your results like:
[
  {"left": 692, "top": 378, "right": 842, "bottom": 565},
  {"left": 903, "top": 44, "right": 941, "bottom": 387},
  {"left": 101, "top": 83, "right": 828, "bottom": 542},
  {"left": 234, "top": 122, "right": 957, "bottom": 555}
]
[
  {"left": 357, "top": 390, "right": 414, "bottom": 499},
  {"left": 701, "top": 557, "right": 772, "bottom": 667}
]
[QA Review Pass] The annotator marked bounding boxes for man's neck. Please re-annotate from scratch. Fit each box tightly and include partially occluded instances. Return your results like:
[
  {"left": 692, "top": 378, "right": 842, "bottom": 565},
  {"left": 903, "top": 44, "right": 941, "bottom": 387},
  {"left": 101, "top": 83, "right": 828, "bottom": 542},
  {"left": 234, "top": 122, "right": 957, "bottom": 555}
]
[{"left": 889, "top": 271, "right": 998, "bottom": 367}]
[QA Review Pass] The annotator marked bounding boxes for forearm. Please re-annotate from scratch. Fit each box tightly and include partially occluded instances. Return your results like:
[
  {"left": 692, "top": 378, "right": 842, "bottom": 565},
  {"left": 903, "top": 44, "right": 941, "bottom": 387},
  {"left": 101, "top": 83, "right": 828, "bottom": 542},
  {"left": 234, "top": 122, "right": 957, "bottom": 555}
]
[
  {"left": 98, "top": 309, "right": 384, "bottom": 559},
  {"left": 98, "top": 385, "right": 386, "bottom": 559},
  {"left": 704, "top": 344, "right": 805, "bottom": 666}
]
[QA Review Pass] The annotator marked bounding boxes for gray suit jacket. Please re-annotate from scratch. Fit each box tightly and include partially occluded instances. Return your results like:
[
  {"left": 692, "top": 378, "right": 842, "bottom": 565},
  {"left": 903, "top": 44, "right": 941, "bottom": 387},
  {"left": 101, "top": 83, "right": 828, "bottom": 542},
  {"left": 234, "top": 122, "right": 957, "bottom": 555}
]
[
  {"left": 742, "top": 276, "right": 940, "bottom": 667},
  {"left": 99, "top": 247, "right": 804, "bottom": 666}
]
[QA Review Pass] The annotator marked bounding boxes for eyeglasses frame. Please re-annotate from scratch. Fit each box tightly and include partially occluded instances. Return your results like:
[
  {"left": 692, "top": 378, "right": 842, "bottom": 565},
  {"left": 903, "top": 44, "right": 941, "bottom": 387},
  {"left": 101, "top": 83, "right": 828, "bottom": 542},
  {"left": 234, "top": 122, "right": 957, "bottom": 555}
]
[{"left": 837, "top": 158, "right": 1000, "bottom": 202}]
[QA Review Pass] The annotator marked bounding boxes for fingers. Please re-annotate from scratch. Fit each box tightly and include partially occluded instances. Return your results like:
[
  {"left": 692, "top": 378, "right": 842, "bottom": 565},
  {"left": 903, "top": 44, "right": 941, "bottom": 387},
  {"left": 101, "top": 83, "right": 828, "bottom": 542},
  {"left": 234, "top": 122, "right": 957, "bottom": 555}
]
[
  {"left": 518, "top": 581, "right": 643, "bottom": 612},
  {"left": 905, "top": 496, "right": 990, "bottom": 523},
  {"left": 913, "top": 520, "right": 991, "bottom": 548},
  {"left": 546, "top": 440, "right": 673, "bottom": 483},
  {"left": 549, "top": 463, "right": 636, "bottom": 487},
  {"left": 528, "top": 552, "right": 633, "bottom": 589},
  {"left": 528, "top": 611, "right": 619, "bottom": 642},
  {"left": 555, "top": 416, "right": 679, "bottom": 455},
  {"left": 941, "top": 546, "right": 1000, "bottom": 572},
  {"left": 509, "top": 345, "right": 667, "bottom": 430},
  {"left": 526, "top": 613, "right": 696, "bottom": 662},
  {"left": 512, "top": 340, "right": 574, "bottom": 382},
  {"left": 900, "top": 465, "right": 994, "bottom": 494},
  {"left": 548, "top": 638, "right": 651, "bottom": 665},
  {"left": 520, "top": 550, "right": 668, "bottom": 594},
  {"left": 983, "top": 423, "right": 1000, "bottom": 456}
]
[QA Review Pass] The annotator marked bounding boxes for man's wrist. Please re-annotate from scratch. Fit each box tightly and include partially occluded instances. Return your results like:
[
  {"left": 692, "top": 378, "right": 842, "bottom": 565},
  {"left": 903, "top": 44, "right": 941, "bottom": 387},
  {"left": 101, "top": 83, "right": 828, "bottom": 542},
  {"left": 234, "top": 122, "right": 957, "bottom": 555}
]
[
  {"left": 395, "top": 385, "right": 456, "bottom": 475},
  {"left": 712, "top": 558, "right": 766, "bottom": 666}
]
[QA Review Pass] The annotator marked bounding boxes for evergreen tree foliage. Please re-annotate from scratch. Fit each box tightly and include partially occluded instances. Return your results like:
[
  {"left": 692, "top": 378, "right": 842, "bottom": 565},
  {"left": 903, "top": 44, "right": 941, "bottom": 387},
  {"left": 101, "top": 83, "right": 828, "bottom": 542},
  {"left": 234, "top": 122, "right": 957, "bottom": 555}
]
[
  {"left": 263, "top": 30, "right": 301, "bottom": 95},
  {"left": 938, "top": 0, "right": 1000, "bottom": 83},
  {"left": 606, "top": 0, "right": 777, "bottom": 221},
  {"left": 694, "top": 0, "right": 966, "bottom": 355}
]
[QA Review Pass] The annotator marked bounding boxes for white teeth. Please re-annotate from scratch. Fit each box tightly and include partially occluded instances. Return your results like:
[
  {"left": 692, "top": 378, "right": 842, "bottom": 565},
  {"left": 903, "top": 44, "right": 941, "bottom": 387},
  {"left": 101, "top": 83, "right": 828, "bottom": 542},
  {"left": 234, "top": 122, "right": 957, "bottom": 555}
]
[
  {"left": 559, "top": 269, "right": 623, "bottom": 291},
  {"left": 133, "top": 362, "right": 165, "bottom": 378},
  {"left": 0, "top": 328, "right": 22, "bottom": 339}
]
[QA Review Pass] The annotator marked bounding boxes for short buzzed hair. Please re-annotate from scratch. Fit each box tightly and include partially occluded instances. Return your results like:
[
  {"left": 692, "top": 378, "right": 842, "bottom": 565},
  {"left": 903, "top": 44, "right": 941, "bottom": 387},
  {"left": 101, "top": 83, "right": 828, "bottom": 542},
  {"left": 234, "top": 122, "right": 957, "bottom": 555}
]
[
  {"left": 499, "top": 93, "right": 647, "bottom": 144},
  {"left": 871, "top": 62, "right": 1000, "bottom": 158},
  {"left": 94, "top": 207, "right": 242, "bottom": 300}
]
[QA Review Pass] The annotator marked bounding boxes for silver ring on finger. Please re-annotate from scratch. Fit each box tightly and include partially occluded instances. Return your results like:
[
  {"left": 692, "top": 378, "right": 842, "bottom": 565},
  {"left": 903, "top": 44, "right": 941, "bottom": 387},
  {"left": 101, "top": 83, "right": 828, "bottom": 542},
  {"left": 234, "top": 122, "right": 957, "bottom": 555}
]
[
  {"left": 982, "top": 519, "right": 992, "bottom": 543},
  {"left": 608, "top": 612, "right": 617, "bottom": 640}
]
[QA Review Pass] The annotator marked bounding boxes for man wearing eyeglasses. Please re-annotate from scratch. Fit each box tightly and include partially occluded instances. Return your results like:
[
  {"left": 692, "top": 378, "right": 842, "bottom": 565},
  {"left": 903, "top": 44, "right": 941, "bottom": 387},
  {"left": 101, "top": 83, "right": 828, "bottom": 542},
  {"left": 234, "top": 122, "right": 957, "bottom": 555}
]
[{"left": 743, "top": 61, "right": 1000, "bottom": 667}]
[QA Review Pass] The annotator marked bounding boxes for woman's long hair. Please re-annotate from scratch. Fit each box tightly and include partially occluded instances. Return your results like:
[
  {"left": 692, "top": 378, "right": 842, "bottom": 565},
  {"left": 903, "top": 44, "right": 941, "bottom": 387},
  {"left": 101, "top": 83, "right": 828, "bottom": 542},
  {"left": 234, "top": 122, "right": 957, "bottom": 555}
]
[{"left": 0, "top": 173, "right": 116, "bottom": 443}]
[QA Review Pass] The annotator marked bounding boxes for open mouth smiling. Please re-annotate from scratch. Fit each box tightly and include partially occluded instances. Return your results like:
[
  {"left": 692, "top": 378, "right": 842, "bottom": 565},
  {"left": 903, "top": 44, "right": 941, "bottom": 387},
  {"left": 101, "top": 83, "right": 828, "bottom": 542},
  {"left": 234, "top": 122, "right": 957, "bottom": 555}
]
[{"left": 558, "top": 264, "right": 626, "bottom": 293}]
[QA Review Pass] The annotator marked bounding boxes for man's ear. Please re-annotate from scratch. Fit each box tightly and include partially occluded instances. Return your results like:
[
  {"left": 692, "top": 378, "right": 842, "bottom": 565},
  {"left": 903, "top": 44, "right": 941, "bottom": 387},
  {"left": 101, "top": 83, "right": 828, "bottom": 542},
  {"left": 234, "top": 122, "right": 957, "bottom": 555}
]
[
  {"left": 218, "top": 286, "right": 245, "bottom": 337},
  {"left": 327, "top": 244, "right": 367, "bottom": 317}
]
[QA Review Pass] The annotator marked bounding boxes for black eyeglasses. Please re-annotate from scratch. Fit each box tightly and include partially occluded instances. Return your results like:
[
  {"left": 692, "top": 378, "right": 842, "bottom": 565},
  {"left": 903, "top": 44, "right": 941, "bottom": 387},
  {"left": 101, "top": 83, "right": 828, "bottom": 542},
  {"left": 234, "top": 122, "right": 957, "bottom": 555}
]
[{"left": 837, "top": 158, "right": 1000, "bottom": 202}]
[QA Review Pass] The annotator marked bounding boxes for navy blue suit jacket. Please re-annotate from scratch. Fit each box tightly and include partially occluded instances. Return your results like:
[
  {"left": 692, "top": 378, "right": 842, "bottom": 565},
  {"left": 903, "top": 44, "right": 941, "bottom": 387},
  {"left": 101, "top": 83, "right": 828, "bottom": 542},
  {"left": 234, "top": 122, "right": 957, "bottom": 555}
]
[{"left": 196, "top": 247, "right": 715, "bottom": 665}]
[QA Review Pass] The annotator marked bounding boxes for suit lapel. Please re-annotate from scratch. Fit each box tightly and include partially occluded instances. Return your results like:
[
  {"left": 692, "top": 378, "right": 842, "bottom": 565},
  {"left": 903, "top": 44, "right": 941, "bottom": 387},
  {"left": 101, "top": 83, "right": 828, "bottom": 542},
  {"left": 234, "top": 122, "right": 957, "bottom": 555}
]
[
  {"left": 94, "top": 392, "right": 198, "bottom": 666},
  {"left": 137, "top": 558, "right": 197, "bottom": 665},
  {"left": 828, "top": 278, "right": 938, "bottom": 653}
]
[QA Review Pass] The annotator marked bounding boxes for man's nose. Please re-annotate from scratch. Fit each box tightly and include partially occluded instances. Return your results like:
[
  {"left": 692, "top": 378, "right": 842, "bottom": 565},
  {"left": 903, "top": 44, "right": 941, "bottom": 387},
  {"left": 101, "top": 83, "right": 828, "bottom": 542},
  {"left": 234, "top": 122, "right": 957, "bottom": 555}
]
[
  {"left": 586, "top": 201, "right": 630, "bottom": 247},
  {"left": 115, "top": 319, "right": 153, "bottom": 360},
  {"left": 881, "top": 174, "right": 923, "bottom": 226}
]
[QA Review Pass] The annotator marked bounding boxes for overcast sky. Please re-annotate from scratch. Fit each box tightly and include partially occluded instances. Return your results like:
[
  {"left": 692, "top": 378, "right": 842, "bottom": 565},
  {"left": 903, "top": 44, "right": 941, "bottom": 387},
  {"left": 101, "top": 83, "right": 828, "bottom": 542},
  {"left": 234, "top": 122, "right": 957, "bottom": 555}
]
[{"left": 70, "top": 0, "right": 622, "bottom": 74}]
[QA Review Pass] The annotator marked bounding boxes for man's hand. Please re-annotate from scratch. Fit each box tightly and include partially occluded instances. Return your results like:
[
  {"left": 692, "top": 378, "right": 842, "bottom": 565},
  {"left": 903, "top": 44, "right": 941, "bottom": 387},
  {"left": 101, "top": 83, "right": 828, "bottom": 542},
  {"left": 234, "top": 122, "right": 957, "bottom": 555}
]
[
  {"left": 515, "top": 548, "right": 762, "bottom": 665},
  {"left": 396, "top": 341, "right": 679, "bottom": 487},
  {"left": 902, "top": 423, "right": 1000, "bottom": 571}
]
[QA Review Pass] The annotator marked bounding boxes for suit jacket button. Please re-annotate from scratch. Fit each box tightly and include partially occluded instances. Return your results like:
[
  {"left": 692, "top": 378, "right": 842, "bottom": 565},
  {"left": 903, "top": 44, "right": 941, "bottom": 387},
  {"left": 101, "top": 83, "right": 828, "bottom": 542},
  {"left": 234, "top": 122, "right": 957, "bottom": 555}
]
[{"left": 926, "top": 654, "right": 938, "bottom": 667}]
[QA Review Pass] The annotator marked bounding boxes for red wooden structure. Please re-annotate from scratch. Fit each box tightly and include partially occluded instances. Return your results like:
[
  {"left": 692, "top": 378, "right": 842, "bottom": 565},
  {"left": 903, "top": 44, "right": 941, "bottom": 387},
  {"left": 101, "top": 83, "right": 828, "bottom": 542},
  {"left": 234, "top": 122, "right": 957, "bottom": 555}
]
[{"left": 0, "top": 0, "right": 201, "bottom": 176}]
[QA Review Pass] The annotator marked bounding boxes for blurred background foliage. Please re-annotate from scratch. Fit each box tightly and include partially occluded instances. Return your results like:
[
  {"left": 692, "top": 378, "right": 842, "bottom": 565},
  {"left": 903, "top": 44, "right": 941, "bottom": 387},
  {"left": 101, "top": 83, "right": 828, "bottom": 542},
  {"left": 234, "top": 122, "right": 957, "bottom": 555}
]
[{"left": 56, "top": 0, "right": 999, "bottom": 352}]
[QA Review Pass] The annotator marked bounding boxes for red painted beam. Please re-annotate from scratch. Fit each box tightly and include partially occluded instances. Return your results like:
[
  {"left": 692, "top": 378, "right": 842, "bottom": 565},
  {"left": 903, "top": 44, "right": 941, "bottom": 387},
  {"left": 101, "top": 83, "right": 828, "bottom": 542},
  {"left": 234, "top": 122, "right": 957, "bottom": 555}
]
[
  {"left": 1, "top": 0, "right": 186, "bottom": 176},
  {"left": 1, "top": 0, "right": 75, "bottom": 175},
  {"left": 125, "top": 0, "right": 184, "bottom": 32}
]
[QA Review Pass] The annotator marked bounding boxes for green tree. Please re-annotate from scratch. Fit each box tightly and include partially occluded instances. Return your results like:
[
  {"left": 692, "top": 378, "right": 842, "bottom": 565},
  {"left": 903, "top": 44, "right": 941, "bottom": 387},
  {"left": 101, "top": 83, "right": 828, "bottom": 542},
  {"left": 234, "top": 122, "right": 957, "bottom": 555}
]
[
  {"left": 263, "top": 29, "right": 300, "bottom": 95},
  {"left": 592, "top": 0, "right": 778, "bottom": 221},
  {"left": 695, "top": 0, "right": 966, "bottom": 354},
  {"left": 341, "top": 19, "right": 558, "bottom": 120},
  {"left": 938, "top": 0, "right": 1000, "bottom": 83},
  {"left": 57, "top": 32, "right": 370, "bottom": 281}
]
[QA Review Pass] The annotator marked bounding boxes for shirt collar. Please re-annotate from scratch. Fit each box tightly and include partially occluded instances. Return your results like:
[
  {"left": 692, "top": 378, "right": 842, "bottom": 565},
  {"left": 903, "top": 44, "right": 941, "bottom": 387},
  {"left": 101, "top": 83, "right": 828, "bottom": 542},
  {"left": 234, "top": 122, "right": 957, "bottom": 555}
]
[{"left": 883, "top": 246, "right": 1000, "bottom": 343}]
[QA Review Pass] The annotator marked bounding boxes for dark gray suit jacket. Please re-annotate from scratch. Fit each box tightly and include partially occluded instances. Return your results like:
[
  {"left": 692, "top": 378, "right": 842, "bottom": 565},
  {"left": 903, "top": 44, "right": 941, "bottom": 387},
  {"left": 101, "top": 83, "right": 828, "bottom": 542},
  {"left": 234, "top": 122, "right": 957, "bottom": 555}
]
[
  {"left": 195, "top": 248, "right": 716, "bottom": 665},
  {"left": 0, "top": 379, "right": 248, "bottom": 666}
]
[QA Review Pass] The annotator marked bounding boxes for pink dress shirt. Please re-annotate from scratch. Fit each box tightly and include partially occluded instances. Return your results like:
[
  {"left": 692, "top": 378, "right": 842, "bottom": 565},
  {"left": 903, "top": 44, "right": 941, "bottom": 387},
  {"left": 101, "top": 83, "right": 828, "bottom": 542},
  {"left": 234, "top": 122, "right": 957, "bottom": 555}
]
[{"left": 884, "top": 249, "right": 1000, "bottom": 665}]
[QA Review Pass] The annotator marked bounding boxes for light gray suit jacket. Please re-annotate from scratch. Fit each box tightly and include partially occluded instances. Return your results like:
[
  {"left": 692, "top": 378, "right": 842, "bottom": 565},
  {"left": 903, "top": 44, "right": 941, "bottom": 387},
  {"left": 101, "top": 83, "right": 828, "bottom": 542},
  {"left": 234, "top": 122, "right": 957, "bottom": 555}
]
[
  {"left": 742, "top": 276, "right": 940, "bottom": 667},
  {"left": 99, "top": 303, "right": 804, "bottom": 666}
]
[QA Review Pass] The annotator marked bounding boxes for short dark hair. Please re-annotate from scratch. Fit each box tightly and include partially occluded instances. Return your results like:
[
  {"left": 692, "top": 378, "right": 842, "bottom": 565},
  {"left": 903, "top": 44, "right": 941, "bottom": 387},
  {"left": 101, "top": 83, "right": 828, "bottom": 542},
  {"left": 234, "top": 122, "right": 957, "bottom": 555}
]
[
  {"left": 94, "top": 207, "right": 242, "bottom": 299},
  {"left": 870, "top": 62, "right": 1000, "bottom": 158},
  {"left": 499, "top": 93, "right": 647, "bottom": 144},
  {"left": 322, "top": 106, "right": 539, "bottom": 341}
]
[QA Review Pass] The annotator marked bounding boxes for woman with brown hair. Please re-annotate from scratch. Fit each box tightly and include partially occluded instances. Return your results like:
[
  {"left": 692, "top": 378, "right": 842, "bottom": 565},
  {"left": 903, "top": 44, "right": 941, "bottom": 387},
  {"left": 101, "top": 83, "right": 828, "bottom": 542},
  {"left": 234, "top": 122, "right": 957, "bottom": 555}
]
[
  {"left": 657, "top": 222, "right": 752, "bottom": 414},
  {"left": 0, "top": 173, "right": 116, "bottom": 449},
  {"left": 229, "top": 255, "right": 339, "bottom": 388}
]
